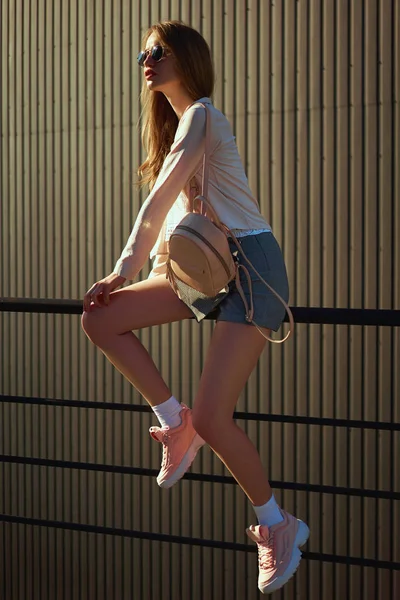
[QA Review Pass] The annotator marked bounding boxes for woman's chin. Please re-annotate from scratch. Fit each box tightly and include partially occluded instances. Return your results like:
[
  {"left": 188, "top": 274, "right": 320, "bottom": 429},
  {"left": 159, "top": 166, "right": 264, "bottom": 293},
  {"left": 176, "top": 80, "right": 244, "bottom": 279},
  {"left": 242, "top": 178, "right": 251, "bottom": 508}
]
[{"left": 146, "top": 80, "right": 162, "bottom": 92}]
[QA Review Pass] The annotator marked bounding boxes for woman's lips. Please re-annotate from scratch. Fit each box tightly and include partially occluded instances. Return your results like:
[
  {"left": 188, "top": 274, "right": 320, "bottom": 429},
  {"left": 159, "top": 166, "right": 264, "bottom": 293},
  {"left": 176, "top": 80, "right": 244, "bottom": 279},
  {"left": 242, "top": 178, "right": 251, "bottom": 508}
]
[{"left": 145, "top": 69, "right": 156, "bottom": 79}]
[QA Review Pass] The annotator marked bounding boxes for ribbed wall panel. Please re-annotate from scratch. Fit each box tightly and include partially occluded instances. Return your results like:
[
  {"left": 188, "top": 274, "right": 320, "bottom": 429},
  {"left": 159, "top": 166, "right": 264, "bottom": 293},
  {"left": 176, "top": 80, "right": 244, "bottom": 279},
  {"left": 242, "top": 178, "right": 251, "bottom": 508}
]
[{"left": 1, "top": 1, "right": 399, "bottom": 599}]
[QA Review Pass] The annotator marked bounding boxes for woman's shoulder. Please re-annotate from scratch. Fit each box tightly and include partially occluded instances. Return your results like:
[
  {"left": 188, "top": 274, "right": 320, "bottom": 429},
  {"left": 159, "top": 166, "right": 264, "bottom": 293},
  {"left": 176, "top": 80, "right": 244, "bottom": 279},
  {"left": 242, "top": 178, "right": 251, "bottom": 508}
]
[
  {"left": 177, "top": 101, "right": 207, "bottom": 140},
  {"left": 182, "top": 98, "right": 231, "bottom": 136},
  {"left": 185, "top": 98, "right": 226, "bottom": 119}
]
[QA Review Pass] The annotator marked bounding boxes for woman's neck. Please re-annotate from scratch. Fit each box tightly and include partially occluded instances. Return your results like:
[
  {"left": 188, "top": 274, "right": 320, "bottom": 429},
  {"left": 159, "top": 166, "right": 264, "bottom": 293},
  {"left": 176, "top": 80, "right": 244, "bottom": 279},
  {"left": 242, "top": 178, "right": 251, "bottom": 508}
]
[{"left": 163, "top": 89, "right": 197, "bottom": 119}]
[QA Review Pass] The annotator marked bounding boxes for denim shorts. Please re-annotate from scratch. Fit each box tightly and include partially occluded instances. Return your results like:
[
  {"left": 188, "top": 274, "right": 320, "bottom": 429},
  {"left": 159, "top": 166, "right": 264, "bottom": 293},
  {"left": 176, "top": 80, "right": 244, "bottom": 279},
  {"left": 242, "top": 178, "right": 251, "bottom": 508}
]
[{"left": 178, "top": 232, "right": 289, "bottom": 332}]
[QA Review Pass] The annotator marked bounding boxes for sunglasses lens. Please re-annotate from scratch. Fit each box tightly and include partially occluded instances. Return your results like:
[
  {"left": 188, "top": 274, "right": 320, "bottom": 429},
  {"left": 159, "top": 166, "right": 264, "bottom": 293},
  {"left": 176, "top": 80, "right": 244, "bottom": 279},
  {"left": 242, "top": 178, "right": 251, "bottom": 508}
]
[
  {"left": 137, "top": 45, "right": 166, "bottom": 67},
  {"left": 137, "top": 51, "right": 146, "bottom": 67},
  {"left": 152, "top": 46, "right": 164, "bottom": 61}
]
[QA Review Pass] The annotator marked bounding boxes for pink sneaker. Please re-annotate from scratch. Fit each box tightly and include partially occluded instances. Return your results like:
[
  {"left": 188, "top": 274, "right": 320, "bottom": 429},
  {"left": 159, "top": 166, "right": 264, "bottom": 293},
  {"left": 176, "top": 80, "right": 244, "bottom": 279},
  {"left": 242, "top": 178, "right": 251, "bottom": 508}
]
[
  {"left": 246, "top": 510, "right": 309, "bottom": 594},
  {"left": 149, "top": 404, "right": 205, "bottom": 488}
]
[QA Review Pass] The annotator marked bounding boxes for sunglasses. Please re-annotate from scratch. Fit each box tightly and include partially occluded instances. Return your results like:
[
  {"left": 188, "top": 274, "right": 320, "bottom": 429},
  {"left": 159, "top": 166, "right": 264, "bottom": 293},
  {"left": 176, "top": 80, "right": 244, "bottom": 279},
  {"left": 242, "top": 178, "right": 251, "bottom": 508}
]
[{"left": 137, "top": 45, "right": 170, "bottom": 67}]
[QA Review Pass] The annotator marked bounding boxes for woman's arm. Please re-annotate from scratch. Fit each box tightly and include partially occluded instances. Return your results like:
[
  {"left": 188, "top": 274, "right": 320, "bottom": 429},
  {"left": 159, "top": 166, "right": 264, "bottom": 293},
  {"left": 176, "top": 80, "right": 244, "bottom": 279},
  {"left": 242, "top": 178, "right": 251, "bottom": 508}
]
[{"left": 113, "top": 104, "right": 207, "bottom": 280}]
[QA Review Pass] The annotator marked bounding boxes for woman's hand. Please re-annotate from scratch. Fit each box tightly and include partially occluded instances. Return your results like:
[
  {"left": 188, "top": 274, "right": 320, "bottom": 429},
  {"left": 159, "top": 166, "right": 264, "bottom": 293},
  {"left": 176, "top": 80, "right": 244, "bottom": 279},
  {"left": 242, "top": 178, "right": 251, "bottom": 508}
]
[{"left": 83, "top": 272, "right": 126, "bottom": 312}]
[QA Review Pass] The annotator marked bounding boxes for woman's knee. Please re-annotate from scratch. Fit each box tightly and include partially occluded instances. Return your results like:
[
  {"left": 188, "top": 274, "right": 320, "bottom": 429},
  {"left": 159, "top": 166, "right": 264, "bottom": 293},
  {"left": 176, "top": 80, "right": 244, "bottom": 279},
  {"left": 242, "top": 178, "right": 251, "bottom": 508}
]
[
  {"left": 192, "top": 405, "right": 227, "bottom": 444},
  {"left": 81, "top": 310, "right": 97, "bottom": 342},
  {"left": 81, "top": 309, "right": 111, "bottom": 346}
]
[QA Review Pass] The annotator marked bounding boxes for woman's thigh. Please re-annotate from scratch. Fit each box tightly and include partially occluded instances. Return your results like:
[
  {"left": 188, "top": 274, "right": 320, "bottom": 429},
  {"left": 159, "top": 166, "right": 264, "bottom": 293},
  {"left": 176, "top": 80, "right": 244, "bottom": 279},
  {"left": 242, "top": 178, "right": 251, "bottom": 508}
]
[
  {"left": 192, "top": 320, "right": 267, "bottom": 426},
  {"left": 81, "top": 275, "right": 193, "bottom": 338}
]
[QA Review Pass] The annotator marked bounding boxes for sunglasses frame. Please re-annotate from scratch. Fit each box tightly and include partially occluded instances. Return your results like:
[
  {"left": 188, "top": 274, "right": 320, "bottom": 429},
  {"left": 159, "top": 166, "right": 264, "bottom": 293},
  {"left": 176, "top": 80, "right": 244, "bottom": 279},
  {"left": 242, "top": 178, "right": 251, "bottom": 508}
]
[{"left": 137, "top": 45, "right": 170, "bottom": 67}]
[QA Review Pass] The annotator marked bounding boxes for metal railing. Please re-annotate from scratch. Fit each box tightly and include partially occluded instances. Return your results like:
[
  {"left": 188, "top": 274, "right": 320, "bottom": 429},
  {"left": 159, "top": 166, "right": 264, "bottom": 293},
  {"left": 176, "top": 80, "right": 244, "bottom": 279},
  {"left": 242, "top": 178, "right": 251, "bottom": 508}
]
[{"left": 1, "top": 297, "right": 400, "bottom": 574}]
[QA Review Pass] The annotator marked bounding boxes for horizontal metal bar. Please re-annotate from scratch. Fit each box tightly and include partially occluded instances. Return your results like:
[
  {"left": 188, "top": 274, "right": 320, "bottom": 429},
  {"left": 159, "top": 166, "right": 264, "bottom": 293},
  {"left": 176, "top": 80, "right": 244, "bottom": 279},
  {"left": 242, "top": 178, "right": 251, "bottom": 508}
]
[
  {"left": 1, "top": 297, "right": 400, "bottom": 326},
  {"left": 1, "top": 395, "right": 399, "bottom": 431},
  {"left": 1, "top": 455, "right": 399, "bottom": 500},
  {"left": 0, "top": 514, "right": 398, "bottom": 571}
]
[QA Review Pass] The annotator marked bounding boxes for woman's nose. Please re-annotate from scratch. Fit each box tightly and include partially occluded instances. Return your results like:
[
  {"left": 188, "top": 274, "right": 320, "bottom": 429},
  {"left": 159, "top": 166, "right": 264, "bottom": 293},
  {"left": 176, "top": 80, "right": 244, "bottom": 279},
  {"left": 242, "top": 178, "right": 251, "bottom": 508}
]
[{"left": 144, "top": 52, "right": 155, "bottom": 67}]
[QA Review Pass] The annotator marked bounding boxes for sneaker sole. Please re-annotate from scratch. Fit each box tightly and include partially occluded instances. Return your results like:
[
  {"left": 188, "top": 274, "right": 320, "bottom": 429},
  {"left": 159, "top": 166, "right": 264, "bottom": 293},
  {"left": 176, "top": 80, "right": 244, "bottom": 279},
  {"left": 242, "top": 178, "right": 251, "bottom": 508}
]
[
  {"left": 259, "top": 519, "right": 310, "bottom": 594},
  {"left": 157, "top": 433, "right": 205, "bottom": 489}
]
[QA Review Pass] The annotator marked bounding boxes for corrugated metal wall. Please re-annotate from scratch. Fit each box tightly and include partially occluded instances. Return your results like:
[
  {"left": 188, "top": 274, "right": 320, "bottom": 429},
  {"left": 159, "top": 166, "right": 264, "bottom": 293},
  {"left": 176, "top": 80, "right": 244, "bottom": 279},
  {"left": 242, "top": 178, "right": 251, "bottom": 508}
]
[{"left": 1, "top": 1, "right": 399, "bottom": 599}]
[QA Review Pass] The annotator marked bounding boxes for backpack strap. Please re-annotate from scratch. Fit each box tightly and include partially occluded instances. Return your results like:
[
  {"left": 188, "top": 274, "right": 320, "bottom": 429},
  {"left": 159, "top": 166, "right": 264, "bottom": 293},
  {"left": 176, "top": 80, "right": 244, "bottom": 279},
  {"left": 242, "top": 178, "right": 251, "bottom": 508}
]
[
  {"left": 199, "top": 102, "right": 211, "bottom": 199},
  {"left": 191, "top": 103, "right": 212, "bottom": 217}
]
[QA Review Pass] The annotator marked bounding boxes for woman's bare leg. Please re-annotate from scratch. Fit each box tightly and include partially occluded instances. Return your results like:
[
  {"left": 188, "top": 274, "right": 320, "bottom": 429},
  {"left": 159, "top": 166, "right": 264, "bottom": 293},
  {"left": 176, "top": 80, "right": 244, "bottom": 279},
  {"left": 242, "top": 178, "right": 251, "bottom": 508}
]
[
  {"left": 191, "top": 321, "right": 272, "bottom": 506},
  {"left": 81, "top": 275, "right": 193, "bottom": 406}
]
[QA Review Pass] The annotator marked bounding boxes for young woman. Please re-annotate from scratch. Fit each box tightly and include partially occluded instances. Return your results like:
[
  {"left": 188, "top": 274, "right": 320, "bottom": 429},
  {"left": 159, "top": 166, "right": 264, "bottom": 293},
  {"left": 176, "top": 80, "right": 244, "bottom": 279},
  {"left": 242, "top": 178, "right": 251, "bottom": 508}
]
[{"left": 81, "top": 20, "right": 309, "bottom": 595}]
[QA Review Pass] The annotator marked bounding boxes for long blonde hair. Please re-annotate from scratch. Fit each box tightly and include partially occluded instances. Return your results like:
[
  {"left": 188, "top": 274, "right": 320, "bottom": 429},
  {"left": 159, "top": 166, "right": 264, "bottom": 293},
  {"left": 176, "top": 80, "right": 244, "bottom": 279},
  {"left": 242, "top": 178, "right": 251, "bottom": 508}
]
[{"left": 138, "top": 21, "right": 215, "bottom": 189}]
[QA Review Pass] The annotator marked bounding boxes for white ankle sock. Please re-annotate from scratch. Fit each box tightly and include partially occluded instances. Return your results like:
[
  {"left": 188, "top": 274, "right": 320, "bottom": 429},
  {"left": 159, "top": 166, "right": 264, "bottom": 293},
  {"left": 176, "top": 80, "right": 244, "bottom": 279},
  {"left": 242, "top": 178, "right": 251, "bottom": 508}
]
[
  {"left": 152, "top": 395, "right": 182, "bottom": 429},
  {"left": 253, "top": 494, "right": 284, "bottom": 528}
]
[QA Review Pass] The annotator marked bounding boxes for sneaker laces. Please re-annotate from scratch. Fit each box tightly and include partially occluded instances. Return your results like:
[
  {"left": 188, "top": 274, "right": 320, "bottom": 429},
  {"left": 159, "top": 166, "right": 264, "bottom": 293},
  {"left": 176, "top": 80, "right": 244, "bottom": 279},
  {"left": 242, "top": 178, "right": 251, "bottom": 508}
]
[
  {"left": 258, "top": 532, "right": 275, "bottom": 570},
  {"left": 160, "top": 432, "right": 170, "bottom": 468}
]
